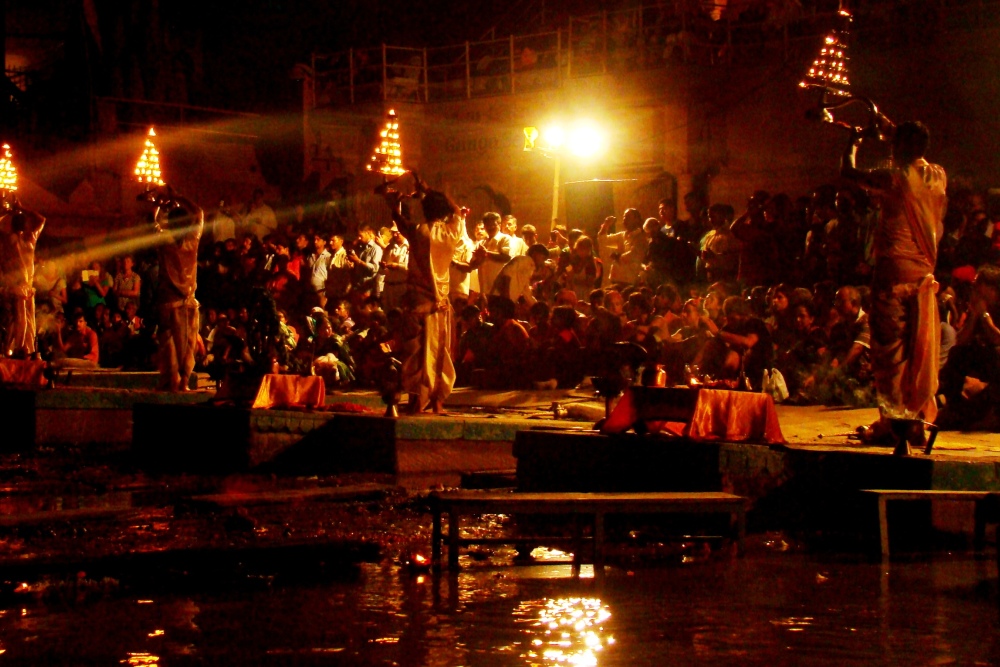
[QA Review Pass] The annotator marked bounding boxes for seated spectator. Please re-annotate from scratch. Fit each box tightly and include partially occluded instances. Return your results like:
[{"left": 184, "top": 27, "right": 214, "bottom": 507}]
[
  {"left": 527, "top": 300, "right": 552, "bottom": 350},
  {"left": 699, "top": 296, "right": 772, "bottom": 390},
  {"left": 585, "top": 289, "right": 624, "bottom": 350},
  {"left": 484, "top": 296, "right": 531, "bottom": 389},
  {"left": 52, "top": 311, "right": 100, "bottom": 368},
  {"left": 548, "top": 304, "right": 585, "bottom": 388},
  {"left": 662, "top": 298, "right": 715, "bottom": 381},
  {"left": 765, "top": 284, "right": 797, "bottom": 354},
  {"left": 623, "top": 291, "right": 662, "bottom": 355},
  {"left": 456, "top": 305, "right": 494, "bottom": 386},
  {"left": 651, "top": 283, "right": 684, "bottom": 336},
  {"left": 827, "top": 286, "right": 870, "bottom": 374},
  {"left": 100, "top": 309, "right": 130, "bottom": 368},
  {"left": 309, "top": 311, "right": 355, "bottom": 386},
  {"left": 558, "top": 236, "right": 603, "bottom": 303},
  {"left": 778, "top": 301, "right": 828, "bottom": 402},
  {"left": 330, "top": 299, "right": 355, "bottom": 336},
  {"left": 817, "top": 286, "right": 875, "bottom": 406},
  {"left": 83, "top": 261, "right": 113, "bottom": 314},
  {"left": 938, "top": 265, "right": 1000, "bottom": 430}
]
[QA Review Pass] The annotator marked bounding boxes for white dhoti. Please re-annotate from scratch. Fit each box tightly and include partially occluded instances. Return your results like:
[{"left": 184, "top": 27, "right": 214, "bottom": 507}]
[
  {"left": 400, "top": 213, "right": 464, "bottom": 412},
  {"left": 158, "top": 296, "right": 200, "bottom": 391},
  {"left": 3, "top": 288, "right": 36, "bottom": 356},
  {"left": 402, "top": 305, "right": 455, "bottom": 410}
]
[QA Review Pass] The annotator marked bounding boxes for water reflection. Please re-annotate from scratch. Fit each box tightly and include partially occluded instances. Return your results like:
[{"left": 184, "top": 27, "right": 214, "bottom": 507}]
[
  {"left": 0, "top": 553, "right": 996, "bottom": 664},
  {"left": 515, "top": 597, "right": 614, "bottom": 666}
]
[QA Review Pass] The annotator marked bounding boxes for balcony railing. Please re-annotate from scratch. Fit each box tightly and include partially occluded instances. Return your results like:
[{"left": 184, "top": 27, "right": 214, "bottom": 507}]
[{"left": 308, "top": 0, "right": 1000, "bottom": 108}]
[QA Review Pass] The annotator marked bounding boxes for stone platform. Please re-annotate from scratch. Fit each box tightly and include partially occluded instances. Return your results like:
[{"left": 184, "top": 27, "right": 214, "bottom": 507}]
[
  {"left": 131, "top": 401, "right": 582, "bottom": 487},
  {"left": 6, "top": 376, "right": 1000, "bottom": 508},
  {"left": 0, "top": 387, "right": 211, "bottom": 450}
]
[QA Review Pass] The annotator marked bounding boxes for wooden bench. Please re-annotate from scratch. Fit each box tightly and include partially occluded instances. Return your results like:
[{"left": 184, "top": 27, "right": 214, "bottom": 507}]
[
  {"left": 428, "top": 491, "right": 747, "bottom": 571},
  {"left": 861, "top": 489, "right": 1000, "bottom": 558}
]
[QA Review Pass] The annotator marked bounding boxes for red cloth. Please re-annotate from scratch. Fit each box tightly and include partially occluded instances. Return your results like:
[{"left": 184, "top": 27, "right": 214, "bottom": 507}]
[
  {"left": 0, "top": 358, "right": 47, "bottom": 386},
  {"left": 602, "top": 387, "right": 785, "bottom": 444},
  {"left": 251, "top": 374, "right": 326, "bottom": 409}
]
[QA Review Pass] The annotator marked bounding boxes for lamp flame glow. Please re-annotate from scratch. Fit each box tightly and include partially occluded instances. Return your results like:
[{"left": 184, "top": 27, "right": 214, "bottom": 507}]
[
  {"left": 134, "top": 128, "right": 165, "bottom": 187},
  {"left": 798, "top": 9, "right": 853, "bottom": 96},
  {"left": 0, "top": 144, "right": 18, "bottom": 195},
  {"left": 367, "top": 109, "right": 406, "bottom": 176}
]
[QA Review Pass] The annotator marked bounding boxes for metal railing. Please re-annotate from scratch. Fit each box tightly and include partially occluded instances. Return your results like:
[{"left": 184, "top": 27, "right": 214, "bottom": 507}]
[{"left": 308, "top": 0, "right": 1000, "bottom": 108}]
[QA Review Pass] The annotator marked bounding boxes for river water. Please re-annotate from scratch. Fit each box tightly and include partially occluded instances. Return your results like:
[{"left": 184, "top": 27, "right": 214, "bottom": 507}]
[{"left": 0, "top": 540, "right": 996, "bottom": 666}]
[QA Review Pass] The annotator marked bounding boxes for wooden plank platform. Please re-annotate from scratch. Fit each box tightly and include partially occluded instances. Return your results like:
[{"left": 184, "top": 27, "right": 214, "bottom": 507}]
[
  {"left": 0, "top": 506, "right": 139, "bottom": 528},
  {"left": 860, "top": 489, "right": 1000, "bottom": 558},
  {"left": 188, "top": 483, "right": 396, "bottom": 509},
  {"left": 428, "top": 491, "right": 747, "bottom": 572}
]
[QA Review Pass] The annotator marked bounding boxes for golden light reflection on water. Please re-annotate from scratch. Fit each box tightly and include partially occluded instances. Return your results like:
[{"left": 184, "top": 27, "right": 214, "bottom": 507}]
[
  {"left": 515, "top": 597, "right": 614, "bottom": 666},
  {"left": 121, "top": 652, "right": 159, "bottom": 666}
]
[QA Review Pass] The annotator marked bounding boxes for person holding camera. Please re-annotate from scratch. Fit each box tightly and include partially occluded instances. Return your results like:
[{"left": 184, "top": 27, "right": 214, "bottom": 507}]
[{"left": 346, "top": 224, "right": 383, "bottom": 297}]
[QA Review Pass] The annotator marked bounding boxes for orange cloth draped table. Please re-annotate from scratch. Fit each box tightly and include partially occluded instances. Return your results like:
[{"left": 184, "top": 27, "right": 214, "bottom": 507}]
[
  {"left": 251, "top": 374, "right": 326, "bottom": 410},
  {"left": 601, "top": 387, "right": 785, "bottom": 444},
  {"left": 0, "top": 358, "right": 47, "bottom": 386}
]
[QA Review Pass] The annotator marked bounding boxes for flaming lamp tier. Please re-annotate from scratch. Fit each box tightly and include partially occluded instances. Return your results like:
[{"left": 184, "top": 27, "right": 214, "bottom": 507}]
[
  {"left": 135, "top": 127, "right": 166, "bottom": 187},
  {"left": 367, "top": 109, "right": 405, "bottom": 177},
  {"left": 0, "top": 144, "right": 18, "bottom": 195}
]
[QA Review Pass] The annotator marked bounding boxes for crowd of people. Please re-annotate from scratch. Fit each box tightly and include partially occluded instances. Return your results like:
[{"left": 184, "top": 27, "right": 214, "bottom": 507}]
[{"left": 4, "top": 161, "right": 999, "bottom": 429}]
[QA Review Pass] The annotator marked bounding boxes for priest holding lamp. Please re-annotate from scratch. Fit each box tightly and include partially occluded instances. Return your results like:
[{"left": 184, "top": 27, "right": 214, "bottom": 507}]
[
  {"left": 0, "top": 144, "right": 46, "bottom": 359},
  {"left": 133, "top": 128, "right": 203, "bottom": 391}
]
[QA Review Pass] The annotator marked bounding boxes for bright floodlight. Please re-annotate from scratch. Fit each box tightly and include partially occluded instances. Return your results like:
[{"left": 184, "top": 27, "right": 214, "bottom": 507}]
[
  {"left": 568, "top": 123, "right": 604, "bottom": 158},
  {"left": 542, "top": 126, "right": 565, "bottom": 150}
]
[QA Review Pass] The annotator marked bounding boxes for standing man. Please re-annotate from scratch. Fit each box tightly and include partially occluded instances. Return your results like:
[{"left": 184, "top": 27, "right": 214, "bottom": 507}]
[
  {"left": 657, "top": 198, "right": 678, "bottom": 238},
  {"left": 150, "top": 187, "right": 204, "bottom": 391},
  {"left": 401, "top": 188, "right": 464, "bottom": 414},
  {"left": 503, "top": 215, "right": 527, "bottom": 257},
  {"left": 0, "top": 199, "right": 45, "bottom": 358},
  {"left": 380, "top": 223, "right": 410, "bottom": 310},
  {"left": 306, "top": 234, "right": 332, "bottom": 308},
  {"left": 449, "top": 208, "right": 478, "bottom": 305},
  {"left": 477, "top": 212, "right": 510, "bottom": 297},
  {"left": 347, "top": 223, "right": 383, "bottom": 297},
  {"left": 598, "top": 208, "right": 647, "bottom": 286},
  {"left": 242, "top": 188, "right": 278, "bottom": 241},
  {"left": 842, "top": 121, "right": 947, "bottom": 445}
]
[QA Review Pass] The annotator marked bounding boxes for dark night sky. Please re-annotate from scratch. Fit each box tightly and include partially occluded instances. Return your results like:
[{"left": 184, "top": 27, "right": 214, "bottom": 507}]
[{"left": 10, "top": 0, "right": 560, "bottom": 112}]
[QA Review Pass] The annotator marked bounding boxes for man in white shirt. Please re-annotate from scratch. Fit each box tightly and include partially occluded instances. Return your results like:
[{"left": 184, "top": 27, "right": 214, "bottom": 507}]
[
  {"left": 210, "top": 199, "right": 237, "bottom": 242},
  {"left": 381, "top": 225, "right": 410, "bottom": 310},
  {"left": 243, "top": 188, "right": 278, "bottom": 241},
  {"left": 504, "top": 214, "right": 527, "bottom": 257},
  {"left": 326, "top": 233, "right": 351, "bottom": 301},
  {"left": 598, "top": 208, "right": 647, "bottom": 285},
  {"left": 449, "top": 209, "right": 479, "bottom": 304},
  {"left": 477, "top": 212, "right": 511, "bottom": 296},
  {"left": 306, "top": 234, "right": 332, "bottom": 308}
]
